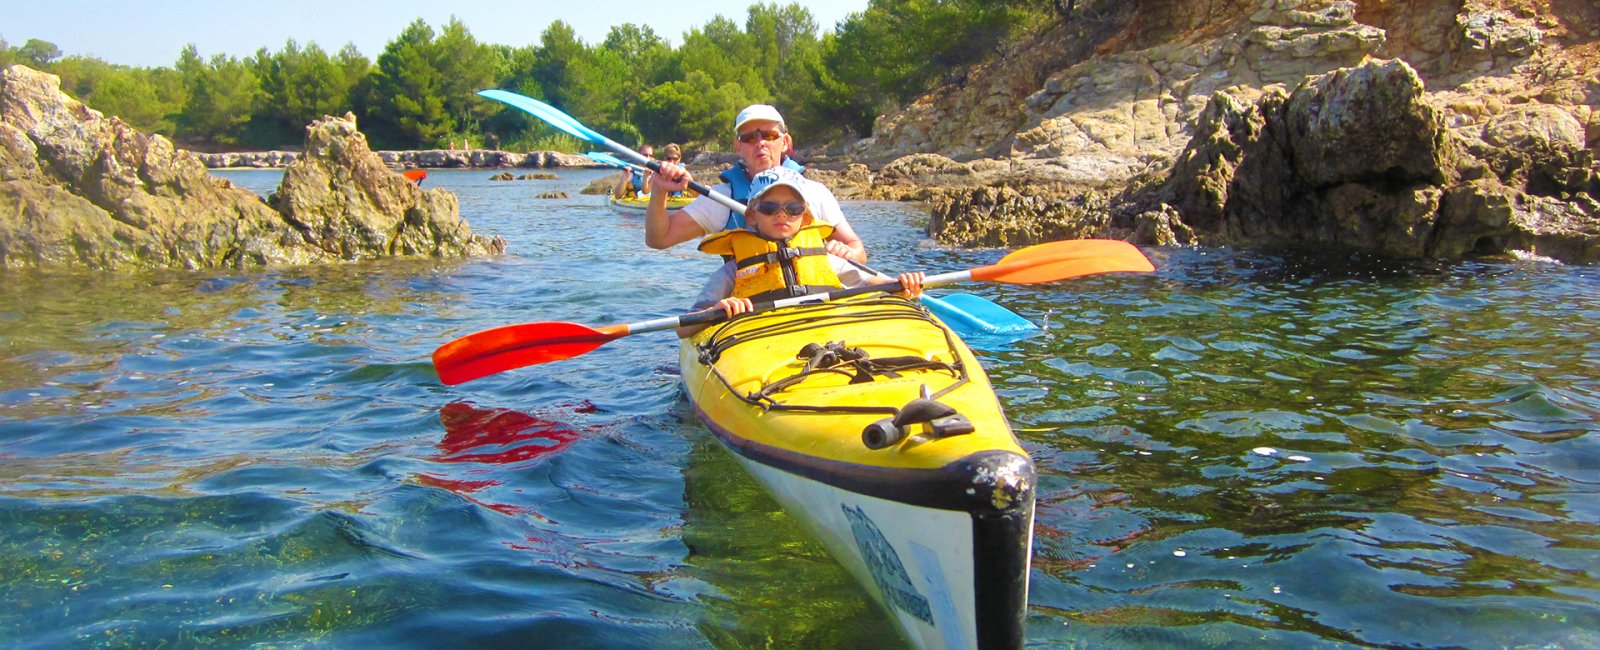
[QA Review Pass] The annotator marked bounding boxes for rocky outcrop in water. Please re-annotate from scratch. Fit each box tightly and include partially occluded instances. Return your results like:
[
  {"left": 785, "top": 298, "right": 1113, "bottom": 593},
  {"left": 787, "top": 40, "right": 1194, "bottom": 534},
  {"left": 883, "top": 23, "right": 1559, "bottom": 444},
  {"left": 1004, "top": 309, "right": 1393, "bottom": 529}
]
[
  {"left": 1, "top": 65, "right": 315, "bottom": 269},
  {"left": 270, "top": 113, "right": 504, "bottom": 260},
  {"left": 0, "top": 64, "right": 502, "bottom": 270},
  {"left": 818, "top": 0, "right": 1600, "bottom": 263}
]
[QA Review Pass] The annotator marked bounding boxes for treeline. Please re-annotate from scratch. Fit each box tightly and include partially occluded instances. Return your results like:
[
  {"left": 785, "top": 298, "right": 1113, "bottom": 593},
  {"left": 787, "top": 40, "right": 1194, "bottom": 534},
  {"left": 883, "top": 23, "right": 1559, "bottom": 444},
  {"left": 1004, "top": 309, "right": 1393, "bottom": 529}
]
[{"left": 1, "top": 0, "right": 1070, "bottom": 152}]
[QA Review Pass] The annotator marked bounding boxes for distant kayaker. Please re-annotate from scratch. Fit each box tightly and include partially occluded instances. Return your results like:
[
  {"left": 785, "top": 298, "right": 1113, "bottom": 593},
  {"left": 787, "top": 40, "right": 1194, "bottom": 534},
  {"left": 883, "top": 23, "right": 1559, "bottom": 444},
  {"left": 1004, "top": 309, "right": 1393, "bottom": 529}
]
[
  {"left": 677, "top": 167, "right": 921, "bottom": 337},
  {"left": 658, "top": 144, "right": 691, "bottom": 198},
  {"left": 613, "top": 143, "right": 655, "bottom": 200},
  {"left": 647, "top": 105, "right": 868, "bottom": 264}
]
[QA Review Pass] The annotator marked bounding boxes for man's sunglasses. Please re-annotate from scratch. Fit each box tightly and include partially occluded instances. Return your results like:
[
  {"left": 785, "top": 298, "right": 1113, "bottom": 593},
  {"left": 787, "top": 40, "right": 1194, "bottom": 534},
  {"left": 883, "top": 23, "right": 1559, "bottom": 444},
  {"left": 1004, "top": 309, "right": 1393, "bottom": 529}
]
[
  {"left": 738, "top": 128, "right": 784, "bottom": 144},
  {"left": 753, "top": 200, "right": 806, "bottom": 217},
  {"left": 663, "top": 157, "right": 680, "bottom": 162}
]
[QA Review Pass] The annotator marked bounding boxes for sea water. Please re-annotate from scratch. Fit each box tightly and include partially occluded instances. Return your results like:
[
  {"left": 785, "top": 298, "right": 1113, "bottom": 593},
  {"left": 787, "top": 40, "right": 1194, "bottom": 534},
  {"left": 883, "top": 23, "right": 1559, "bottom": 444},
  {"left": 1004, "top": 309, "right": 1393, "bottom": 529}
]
[{"left": 1, "top": 169, "right": 1595, "bottom": 648}]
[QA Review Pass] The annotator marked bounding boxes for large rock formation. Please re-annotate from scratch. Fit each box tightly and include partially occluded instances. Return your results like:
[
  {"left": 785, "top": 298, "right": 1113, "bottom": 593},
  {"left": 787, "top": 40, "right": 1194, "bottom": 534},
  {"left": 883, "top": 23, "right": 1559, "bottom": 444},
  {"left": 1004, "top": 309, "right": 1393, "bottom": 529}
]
[
  {"left": 1, "top": 65, "right": 312, "bottom": 269},
  {"left": 270, "top": 113, "right": 502, "bottom": 259},
  {"left": 1144, "top": 58, "right": 1597, "bottom": 260},
  {"left": 0, "top": 64, "right": 502, "bottom": 270},
  {"left": 825, "top": 0, "right": 1600, "bottom": 262}
]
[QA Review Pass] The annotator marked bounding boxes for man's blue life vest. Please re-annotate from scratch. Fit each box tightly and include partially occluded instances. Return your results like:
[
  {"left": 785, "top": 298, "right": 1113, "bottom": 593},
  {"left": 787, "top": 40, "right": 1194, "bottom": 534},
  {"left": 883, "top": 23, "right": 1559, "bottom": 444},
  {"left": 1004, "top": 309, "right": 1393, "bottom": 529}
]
[{"left": 719, "top": 157, "right": 806, "bottom": 231}]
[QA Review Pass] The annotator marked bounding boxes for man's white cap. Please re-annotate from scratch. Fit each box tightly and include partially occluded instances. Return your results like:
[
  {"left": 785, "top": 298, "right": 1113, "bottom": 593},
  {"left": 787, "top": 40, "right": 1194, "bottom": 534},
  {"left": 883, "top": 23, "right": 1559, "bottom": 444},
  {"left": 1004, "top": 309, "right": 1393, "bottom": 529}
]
[{"left": 734, "top": 104, "right": 785, "bottom": 133}]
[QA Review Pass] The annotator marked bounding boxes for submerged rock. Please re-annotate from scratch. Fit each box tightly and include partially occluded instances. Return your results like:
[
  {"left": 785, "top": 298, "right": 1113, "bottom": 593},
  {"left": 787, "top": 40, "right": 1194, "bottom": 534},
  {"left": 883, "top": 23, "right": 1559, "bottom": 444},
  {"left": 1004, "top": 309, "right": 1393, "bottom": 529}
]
[{"left": 929, "top": 186, "right": 1113, "bottom": 248}]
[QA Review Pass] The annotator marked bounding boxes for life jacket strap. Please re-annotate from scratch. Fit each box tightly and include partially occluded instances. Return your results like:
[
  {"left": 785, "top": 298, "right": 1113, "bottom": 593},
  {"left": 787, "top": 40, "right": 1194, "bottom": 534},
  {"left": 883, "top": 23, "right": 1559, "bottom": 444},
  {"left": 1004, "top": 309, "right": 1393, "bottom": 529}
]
[{"left": 734, "top": 246, "right": 828, "bottom": 269}]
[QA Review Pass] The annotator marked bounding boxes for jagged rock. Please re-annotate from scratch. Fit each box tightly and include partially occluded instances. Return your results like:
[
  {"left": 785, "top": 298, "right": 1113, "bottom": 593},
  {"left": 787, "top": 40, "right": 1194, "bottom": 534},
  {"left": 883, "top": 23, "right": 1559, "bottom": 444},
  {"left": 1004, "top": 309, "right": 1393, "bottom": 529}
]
[
  {"left": 270, "top": 113, "right": 503, "bottom": 259},
  {"left": 0, "top": 65, "right": 317, "bottom": 269},
  {"left": 520, "top": 172, "right": 558, "bottom": 180},
  {"left": 489, "top": 172, "right": 515, "bottom": 181},
  {"left": 1132, "top": 204, "right": 1199, "bottom": 246},
  {"left": 818, "top": 0, "right": 1600, "bottom": 260},
  {"left": 536, "top": 191, "right": 569, "bottom": 199},
  {"left": 0, "top": 64, "right": 504, "bottom": 269},
  {"left": 580, "top": 174, "right": 620, "bottom": 195},
  {"left": 1155, "top": 59, "right": 1600, "bottom": 262}
]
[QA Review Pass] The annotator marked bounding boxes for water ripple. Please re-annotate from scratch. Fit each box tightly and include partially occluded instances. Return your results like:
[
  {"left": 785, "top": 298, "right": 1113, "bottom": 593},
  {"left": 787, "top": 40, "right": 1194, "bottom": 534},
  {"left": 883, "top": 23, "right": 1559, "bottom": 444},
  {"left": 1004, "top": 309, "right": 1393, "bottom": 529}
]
[{"left": 1, "top": 172, "right": 1596, "bottom": 647}]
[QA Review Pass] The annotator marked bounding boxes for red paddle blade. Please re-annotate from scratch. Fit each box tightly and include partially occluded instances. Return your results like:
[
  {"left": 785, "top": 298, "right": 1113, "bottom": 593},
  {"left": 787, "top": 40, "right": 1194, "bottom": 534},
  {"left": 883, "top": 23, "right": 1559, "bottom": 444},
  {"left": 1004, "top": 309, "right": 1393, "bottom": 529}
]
[
  {"left": 433, "top": 321, "right": 624, "bottom": 385},
  {"left": 973, "top": 239, "right": 1154, "bottom": 284},
  {"left": 403, "top": 169, "right": 428, "bottom": 183}
]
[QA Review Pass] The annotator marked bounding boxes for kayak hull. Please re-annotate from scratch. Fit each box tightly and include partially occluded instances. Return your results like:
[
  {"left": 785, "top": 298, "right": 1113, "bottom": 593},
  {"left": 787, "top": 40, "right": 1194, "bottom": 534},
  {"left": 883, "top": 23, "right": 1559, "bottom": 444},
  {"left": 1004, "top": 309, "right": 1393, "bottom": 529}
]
[
  {"left": 608, "top": 194, "right": 693, "bottom": 212},
  {"left": 680, "top": 295, "right": 1035, "bottom": 649}
]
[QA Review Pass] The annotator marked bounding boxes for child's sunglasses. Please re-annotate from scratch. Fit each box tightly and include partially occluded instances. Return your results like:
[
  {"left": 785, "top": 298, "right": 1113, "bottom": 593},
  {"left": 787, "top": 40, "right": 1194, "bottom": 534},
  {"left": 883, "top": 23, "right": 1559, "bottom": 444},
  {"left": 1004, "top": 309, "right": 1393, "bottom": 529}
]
[{"left": 752, "top": 200, "right": 806, "bottom": 217}]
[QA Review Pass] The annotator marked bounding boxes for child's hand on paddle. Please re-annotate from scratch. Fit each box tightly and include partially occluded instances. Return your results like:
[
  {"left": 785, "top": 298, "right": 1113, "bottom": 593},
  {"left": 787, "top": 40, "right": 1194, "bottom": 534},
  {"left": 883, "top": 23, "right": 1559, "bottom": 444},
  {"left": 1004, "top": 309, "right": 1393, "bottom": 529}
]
[
  {"left": 717, "top": 297, "right": 754, "bottom": 318},
  {"left": 897, "top": 272, "right": 925, "bottom": 299}
]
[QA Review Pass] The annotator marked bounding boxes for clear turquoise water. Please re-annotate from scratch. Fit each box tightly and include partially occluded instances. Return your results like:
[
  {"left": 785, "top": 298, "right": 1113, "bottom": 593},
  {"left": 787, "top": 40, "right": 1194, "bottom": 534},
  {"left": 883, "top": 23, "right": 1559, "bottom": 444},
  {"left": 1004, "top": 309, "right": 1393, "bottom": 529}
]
[{"left": 1, "top": 169, "right": 1596, "bottom": 648}]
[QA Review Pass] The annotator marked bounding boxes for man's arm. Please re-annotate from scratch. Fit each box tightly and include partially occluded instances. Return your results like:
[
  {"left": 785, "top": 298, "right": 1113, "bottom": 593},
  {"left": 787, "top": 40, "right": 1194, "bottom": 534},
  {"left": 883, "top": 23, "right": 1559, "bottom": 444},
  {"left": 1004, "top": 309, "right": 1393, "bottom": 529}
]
[
  {"left": 644, "top": 200, "right": 708, "bottom": 249},
  {"left": 825, "top": 220, "right": 867, "bottom": 264},
  {"left": 645, "top": 161, "right": 710, "bottom": 249},
  {"left": 812, "top": 188, "right": 867, "bottom": 263}
]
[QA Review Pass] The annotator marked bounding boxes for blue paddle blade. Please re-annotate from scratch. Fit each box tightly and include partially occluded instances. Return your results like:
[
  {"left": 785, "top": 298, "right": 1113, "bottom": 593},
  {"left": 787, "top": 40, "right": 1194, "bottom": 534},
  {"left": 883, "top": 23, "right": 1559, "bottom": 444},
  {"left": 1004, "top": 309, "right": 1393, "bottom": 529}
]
[
  {"left": 583, "top": 151, "right": 630, "bottom": 168},
  {"left": 922, "top": 293, "right": 1036, "bottom": 334},
  {"left": 478, "top": 89, "right": 605, "bottom": 143}
]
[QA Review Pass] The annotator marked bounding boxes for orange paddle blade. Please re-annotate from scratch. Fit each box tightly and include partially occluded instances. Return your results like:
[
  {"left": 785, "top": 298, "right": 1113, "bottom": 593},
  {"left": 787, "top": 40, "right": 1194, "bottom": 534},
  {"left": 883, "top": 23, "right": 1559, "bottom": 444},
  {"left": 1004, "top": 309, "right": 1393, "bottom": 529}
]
[
  {"left": 433, "top": 321, "right": 625, "bottom": 385},
  {"left": 403, "top": 169, "right": 428, "bottom": 183},
  {"left": 972, "top": 239, "right": 1154, "bottom": 284}
]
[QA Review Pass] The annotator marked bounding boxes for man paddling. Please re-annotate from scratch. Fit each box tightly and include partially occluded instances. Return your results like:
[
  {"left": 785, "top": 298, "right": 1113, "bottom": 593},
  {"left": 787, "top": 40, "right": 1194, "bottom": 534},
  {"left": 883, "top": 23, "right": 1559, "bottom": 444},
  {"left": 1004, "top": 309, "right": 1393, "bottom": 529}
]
[{"left": 645, "top": 105, "right": 867, "bottom": 264}]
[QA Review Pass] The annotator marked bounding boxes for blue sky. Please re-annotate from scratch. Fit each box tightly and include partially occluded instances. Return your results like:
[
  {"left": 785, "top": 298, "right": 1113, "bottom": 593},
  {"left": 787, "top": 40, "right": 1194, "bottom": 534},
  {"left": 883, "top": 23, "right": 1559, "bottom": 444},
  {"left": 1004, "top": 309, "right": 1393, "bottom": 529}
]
[{"left": 6, "top": 1, "right": 870, "bottom": 68}]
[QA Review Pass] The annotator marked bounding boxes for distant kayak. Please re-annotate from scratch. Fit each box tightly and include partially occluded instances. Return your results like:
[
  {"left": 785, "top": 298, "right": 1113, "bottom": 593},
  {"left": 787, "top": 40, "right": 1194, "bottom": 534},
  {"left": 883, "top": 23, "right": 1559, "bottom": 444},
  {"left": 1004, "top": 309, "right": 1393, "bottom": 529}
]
[{"left": 608, "top": 194, "right": 693, "bottom": 212}]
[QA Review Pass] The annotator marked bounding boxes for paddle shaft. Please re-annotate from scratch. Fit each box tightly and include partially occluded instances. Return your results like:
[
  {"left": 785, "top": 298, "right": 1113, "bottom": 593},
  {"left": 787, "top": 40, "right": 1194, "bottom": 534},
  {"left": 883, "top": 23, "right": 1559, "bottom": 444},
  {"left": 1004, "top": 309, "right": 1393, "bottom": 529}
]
[{"left": 621, "top": 270, "right": 969, "bottom": 337}]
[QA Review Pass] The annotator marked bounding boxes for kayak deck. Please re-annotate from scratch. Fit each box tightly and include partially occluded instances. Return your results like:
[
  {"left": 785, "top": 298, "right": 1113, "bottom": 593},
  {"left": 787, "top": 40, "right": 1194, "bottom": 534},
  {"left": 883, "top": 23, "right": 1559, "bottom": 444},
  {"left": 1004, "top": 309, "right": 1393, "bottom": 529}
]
[{"left": 680, "top": 295, "right": 1034, "bottom": 649}]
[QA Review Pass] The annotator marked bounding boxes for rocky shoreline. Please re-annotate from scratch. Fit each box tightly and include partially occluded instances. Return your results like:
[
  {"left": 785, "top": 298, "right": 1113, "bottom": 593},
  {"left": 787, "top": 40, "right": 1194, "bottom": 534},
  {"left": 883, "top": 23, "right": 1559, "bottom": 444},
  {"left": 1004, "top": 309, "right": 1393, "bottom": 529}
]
[
  {"left": 804, "top": 0, "right": 1600, "bottom": 264},
  {"left": 3, "top": 0, "right": 1596, "bottom": 270},
  {"left": 196, "top": 149, "right": 602, "bottom": 170}
]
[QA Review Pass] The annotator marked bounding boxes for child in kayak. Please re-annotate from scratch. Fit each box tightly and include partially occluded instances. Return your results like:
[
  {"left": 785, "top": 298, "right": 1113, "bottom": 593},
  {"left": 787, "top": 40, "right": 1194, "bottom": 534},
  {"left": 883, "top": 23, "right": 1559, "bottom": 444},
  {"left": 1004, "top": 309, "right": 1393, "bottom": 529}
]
[{"left": 678, "top": 167, "right": 923, "bottom": 337}]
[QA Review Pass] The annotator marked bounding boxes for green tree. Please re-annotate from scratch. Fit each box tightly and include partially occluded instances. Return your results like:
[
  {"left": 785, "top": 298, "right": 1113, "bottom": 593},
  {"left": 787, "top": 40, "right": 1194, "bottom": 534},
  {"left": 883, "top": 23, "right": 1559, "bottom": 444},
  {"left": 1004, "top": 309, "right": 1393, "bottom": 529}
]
[
  {"left": 432, "top": 17, "right": 500, "bottom": 141},
  {"left": 530, "top": 21, "right": 585, "bottom": 110},
  {"left": 174, "top": 45, "right": 259, "bottom": 146},
  {"left": 673, "top": 15, "right": 769, "bottom": 115},
  {"left": 87, "top": 70, "right": 170, "bottom": 132},
  {"left": 566, "top": 47, "right": 630, "bottom": 129},
  {"left": 251, "top": 40, "right": 359, "bottom": 145},
  {"left": 823, "top": 0, "right": 1034, "bottom": 136},
  {"left": 365, "top": 20, "right": 451, "bottom": 148},
  {"left": 17, "top": 38, "right": 62, "bottom": 67},
  {"left": 635, "top": 70, "right": 755, "bottom": 148}
]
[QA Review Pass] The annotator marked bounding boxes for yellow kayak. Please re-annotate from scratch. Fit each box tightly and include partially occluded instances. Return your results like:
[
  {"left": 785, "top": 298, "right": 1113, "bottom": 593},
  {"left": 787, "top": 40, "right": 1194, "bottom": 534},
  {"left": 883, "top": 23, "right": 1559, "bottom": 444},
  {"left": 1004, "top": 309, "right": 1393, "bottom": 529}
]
[
  {"left": 680, "top": 294, "right": 1035, "bottom": 650},
  {"left": 608, "top": 194, "right": 693, "bottom": 212}
]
